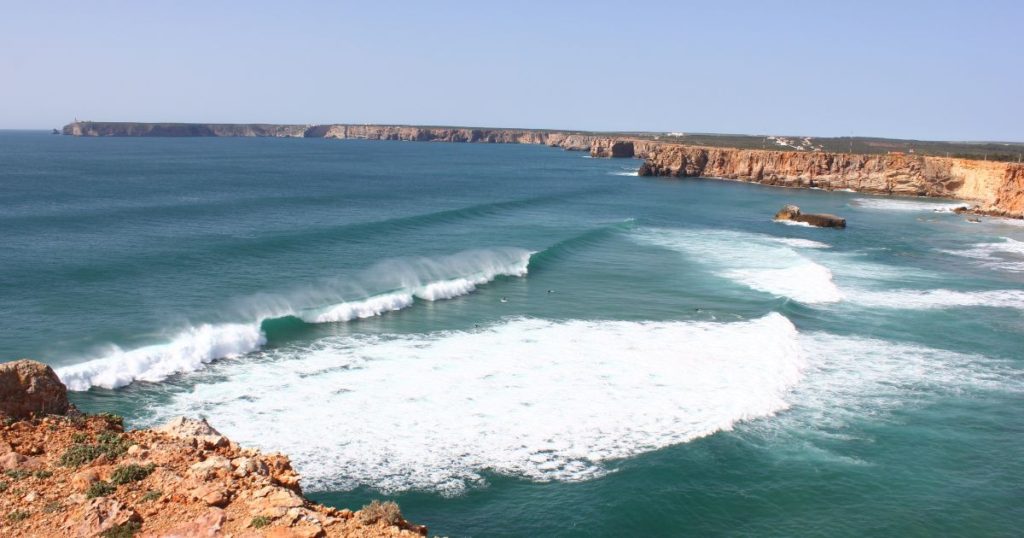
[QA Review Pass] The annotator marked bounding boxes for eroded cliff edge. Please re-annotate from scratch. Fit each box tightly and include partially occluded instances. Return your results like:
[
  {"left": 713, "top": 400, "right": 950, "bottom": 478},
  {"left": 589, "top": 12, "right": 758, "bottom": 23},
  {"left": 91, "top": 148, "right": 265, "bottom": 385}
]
[
  {"left": 61, "top": 122, "right": 1024, "bottom": 218},
  {"left": 0, "top": 359, "right": 427, "bottom": 537}
]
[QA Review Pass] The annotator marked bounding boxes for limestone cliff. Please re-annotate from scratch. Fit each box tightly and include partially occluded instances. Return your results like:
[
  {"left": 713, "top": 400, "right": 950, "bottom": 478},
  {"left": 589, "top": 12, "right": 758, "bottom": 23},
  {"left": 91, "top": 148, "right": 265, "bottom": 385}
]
[
  {"left": 60, "top": 122, "right": 1024, "bottom": 218},
  {"left": 633, "top": 143, "right": 1024, "bottom": 217}
]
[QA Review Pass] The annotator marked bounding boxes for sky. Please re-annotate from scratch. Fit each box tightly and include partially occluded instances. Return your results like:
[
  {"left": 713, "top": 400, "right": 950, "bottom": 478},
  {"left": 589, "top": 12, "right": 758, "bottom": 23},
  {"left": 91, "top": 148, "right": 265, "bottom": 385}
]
[{"left": 2, "top": 1, "right": 1022, "bottom": 141}]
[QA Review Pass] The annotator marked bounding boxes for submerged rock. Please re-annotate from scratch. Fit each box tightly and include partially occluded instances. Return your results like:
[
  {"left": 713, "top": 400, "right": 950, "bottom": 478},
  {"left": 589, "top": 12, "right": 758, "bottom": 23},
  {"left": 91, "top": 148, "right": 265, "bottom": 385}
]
[{"left": 774, "top": 205, "right": 847, "bottom": 228}]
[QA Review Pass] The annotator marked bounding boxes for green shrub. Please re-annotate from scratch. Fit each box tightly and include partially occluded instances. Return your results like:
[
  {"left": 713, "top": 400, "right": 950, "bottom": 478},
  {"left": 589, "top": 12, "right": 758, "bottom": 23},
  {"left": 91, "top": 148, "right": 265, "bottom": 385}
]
[
  {"left": 71, "top": 432, "right": 88, "bottom": 443},
  {"left": 7, "top": 510, "right": 29, "bottom": 523},
  {"left": 110, "top": 464, "right": 155, "bottom": 485},
  {"left": 86, "top": 481, "right": 116, "bottom": 499},
  {"left": 0, "top": 481, "right": 7, "bottom": 492},
  {"left": 99, "top": 521, "right": 140, "bottom": 538},
  {"left": 4, "top": 469, "right": 29, "bottom": 480},
  {"left": 140, "top": 490, "right": 162, "bottom": 502},
  {"left": 60, "top": 443, "right": 102, "bottom": 467},
  {"left": 250, "top": 516, "right": 271, "bottom": 529},
  {"left": 60, "top": 432, "right": 129, "bottom": 467},
  {"left": 42, "top": 501, "right": 63, "bottom": 514},
  {"left": 33, "top": 469, "right": 53, "bottom": 479},
  {"left": 358, "top": 500, "right": 402, "bottom": 526},
  {"left": 96, "top": 431, "right": 129, "bottom": 458}
]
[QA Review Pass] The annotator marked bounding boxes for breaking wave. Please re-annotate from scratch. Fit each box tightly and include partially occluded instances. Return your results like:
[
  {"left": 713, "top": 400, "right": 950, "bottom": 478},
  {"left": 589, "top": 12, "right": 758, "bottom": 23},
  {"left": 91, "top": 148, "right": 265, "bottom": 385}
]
[
  {"left": 633, "top": 228, "right": 842, "bottom": 304},
  {"left": 56, "top": 247, "right": 533, "bottom": 390},
  {"left": 942, "top": 237, "right": 1024, "bottom": 273}
]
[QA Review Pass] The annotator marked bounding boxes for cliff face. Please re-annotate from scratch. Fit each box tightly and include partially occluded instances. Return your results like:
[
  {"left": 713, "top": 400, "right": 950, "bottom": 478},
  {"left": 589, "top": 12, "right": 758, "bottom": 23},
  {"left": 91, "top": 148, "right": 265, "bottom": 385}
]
[
  {"left": 60, "top": 122, "right": 1024, "bottom": 217},
  {"left": 634, "top": 143, "right": 1024, "bottom": 216},
  {"left": 62, "top": 122, "right": 308, "bottom": 138}
]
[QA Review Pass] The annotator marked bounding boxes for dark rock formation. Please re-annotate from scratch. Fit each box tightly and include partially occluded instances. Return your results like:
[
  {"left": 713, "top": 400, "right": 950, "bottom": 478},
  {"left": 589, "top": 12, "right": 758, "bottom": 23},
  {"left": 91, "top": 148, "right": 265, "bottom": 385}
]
[
  {"left": 0, "top": 360, "right": 73, "bottom": 419},
  {"left": 774, "top": 205, "right": 846, "bottom": 228}
]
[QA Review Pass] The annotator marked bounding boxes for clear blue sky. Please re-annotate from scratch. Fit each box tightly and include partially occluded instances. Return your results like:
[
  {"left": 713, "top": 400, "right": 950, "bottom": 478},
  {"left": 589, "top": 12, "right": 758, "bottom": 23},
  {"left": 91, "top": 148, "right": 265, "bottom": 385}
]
[{"left": 2, "top": 1, "right": 1021, "bottom": 140}]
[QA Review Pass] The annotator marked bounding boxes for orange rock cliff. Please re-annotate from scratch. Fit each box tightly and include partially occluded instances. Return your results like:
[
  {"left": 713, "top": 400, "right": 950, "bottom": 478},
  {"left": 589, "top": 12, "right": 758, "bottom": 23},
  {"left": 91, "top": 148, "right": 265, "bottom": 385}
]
[{"left": 62, "top": 122, "right": 1024, "bottom": 218}]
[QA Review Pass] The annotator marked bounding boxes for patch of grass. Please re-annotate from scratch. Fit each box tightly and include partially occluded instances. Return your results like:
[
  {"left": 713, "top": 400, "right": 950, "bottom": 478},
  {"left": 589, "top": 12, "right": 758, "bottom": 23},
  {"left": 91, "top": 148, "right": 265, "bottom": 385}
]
[
  {"left": 33, "top": 469, "right": 53, "bottom": 479},
  {"left": 60, "top": 432, "right": 130, "bottom": 467},
  {"left": 7, "top": 510, "right": 30, "bottom": 523},
  {"left": 86, "top": 481, "right": 116, "bottom": 499},
  {"left": 59, "top": 443, "right": 102, "bottom": 467},
  {"left": 250, "top": 516, "right": 271, "bottom": 529},
  {"left": 97, "top": 431, "right": 129, "bottom": 458},
  {"left": 99, "top": 521, "right": 140, "bottom": 538},
  {"left": 43, "top": 501, "right": 63, "bottom": 514},
  {"left": 71, "top": 432, "right": 88, "bottom": 443},
  {"left": 110, "top": 464, "right": 154, "bottom": 485},
  {"left": 140, "top": 490, "right": 162, "bottom": 502},
  {"left": 358, "top": 500, "right": 402, "bottom": 526},
  {"left": 4, "top": 469, "right": 30, "bottom": 480}
]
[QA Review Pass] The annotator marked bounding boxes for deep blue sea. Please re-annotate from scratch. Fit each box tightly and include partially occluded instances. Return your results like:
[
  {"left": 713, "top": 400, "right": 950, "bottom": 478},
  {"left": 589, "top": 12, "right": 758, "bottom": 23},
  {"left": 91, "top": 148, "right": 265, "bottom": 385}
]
[{"left": 2, "top": 130, "right": 1022, "bottom": 536}]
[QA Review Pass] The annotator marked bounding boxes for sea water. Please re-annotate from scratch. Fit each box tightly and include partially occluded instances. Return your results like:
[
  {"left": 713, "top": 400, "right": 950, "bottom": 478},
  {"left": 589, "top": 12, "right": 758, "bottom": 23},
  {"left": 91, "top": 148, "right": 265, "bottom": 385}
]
[{"left": 1, "top": 131, "right": 1021, "bottom": 536}]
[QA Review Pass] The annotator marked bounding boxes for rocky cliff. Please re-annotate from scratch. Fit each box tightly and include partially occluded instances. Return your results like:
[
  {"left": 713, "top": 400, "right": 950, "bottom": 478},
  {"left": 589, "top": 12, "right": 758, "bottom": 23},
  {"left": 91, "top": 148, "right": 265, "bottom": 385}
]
[
  {"left": 633, "top": 143, "right": 1024, "bottom": 217},
  {"left": 61, "top": 122, "right": 1024, "bottom": 218},
  {"left": 0, "top": 360, "right": 427, "bottom": 538}
]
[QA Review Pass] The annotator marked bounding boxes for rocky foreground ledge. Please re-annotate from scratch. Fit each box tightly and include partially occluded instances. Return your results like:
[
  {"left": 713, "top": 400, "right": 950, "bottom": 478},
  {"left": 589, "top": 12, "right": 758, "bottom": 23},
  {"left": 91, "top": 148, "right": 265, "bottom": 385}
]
[{"left": 0, "top": 360, "right": 427, "bottom": 537}]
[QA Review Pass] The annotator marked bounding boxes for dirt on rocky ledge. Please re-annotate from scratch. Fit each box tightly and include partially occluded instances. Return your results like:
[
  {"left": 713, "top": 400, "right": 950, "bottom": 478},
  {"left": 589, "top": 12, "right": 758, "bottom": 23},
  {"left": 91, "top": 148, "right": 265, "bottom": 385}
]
[{"left": 0, "top": 361, "right": 427, "bottom": 538}]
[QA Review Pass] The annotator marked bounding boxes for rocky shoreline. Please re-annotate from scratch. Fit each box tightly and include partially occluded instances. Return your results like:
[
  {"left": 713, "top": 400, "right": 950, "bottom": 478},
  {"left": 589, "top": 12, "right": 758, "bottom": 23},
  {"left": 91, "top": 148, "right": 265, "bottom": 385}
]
[
  {"left": 61, "top": 122, "right": 1024, "bottom": 219},
  {"left": 0, "top": 360, "right": 427, "bottom": 537}
]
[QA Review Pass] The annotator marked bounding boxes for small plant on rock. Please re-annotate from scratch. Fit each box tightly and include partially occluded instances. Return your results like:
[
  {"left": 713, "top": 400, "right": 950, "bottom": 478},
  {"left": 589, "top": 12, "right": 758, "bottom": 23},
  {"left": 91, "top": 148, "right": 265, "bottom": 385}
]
[
  {"left": 358, "top": 500, "right": 402, "bottom": 526},
  {"left": 4, "top": 469, "right": 29, "bottom": 480},
  {"left": 71, "top": 432, "right": 88, "bottom": 443},
  {"left": 0, "top": 481, "right": 8, "bottom": 492},
  {"left": 140, "top": 490, "right": 162, "bottom": 502},
  {"left": 86, "top": 481, "right": 116, "bottom": 499},
  {"left": 43, "top": 501, "right": 63, "bottom": 514},
  {"left": 110, "top": 464, "right": 155, "bottom": 485},
  {"left": 59, "top": 443, "right": 102, "bottom": 467},
  {"left": 33, "top": 469, "right": 53, "bottom": 479},
  {"left": 7, "top": 510, "right": 30, "bottom": 523},
  {"left": 250, "top": 516, "right": 271, "bottom": 529},
  {"left": 99, "top": 521, "right": 140, "bottom": 538}
]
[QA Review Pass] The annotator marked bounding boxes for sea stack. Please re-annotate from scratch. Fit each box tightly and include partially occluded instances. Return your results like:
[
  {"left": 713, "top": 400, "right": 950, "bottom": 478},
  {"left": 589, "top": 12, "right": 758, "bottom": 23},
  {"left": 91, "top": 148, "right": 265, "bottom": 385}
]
[{"left": 774, "top": 204, "right": 847, "bottom": 228}]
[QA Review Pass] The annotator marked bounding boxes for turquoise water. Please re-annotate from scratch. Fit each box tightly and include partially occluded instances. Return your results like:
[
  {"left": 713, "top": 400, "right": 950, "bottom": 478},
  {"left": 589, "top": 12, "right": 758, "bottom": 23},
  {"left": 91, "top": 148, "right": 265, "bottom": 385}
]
[{"left": 2, "top": 130, "right": 1023, "bottom": 536}]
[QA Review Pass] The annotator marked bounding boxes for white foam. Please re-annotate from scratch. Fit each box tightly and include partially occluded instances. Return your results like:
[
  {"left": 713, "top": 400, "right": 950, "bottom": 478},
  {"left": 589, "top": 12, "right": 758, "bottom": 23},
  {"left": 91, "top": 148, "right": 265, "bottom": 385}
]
[
  {"left": 302, "top": 293, "right": 414, "bottom": 323},
  {"left": 141, "top": 314, "right": 805, "bottom": 494},
  {"left": 768, "top": 237, "right": 831, "bottom": 249},
  {"left": 610, "top": 170, "right": 639, "bottom": 176},
  {"left": 849, "top": 288, "right": 1024, "bottom": 310},
  {"left": 56, "top": 323, "right": 266, "bottom": 391},
  {"left": 942, "top": 237, "right": 1024, "bottom": 272},
  {"left": 773, "top": 219, "right": 814, "bottom": 227},
  {"left": 634, "top": 228, "right": 843, "bottom": 303},
  {"left": 851, "top": 198, "right": 969, "bottom": 212}
]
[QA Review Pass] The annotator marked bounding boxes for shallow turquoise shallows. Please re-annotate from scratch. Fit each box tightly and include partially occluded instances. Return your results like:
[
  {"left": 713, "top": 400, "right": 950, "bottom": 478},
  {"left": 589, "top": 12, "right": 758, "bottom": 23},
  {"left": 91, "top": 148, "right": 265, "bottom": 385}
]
[{"left": 2, "top": 130, "right": 1022, "bottom": 536}]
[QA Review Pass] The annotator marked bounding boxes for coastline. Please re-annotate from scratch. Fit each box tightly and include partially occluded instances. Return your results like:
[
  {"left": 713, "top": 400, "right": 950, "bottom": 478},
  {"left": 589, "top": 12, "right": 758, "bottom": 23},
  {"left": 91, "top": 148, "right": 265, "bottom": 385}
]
[{"left": 60, "top": 121, "right": 1024, "bottom": 219}]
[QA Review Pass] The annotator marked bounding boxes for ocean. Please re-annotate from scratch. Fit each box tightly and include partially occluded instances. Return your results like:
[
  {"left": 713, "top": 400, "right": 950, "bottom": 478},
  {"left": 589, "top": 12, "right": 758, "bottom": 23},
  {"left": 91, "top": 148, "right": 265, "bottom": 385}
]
[{"left": 1, "top": 130, "right": 1022, "bottom": 536}]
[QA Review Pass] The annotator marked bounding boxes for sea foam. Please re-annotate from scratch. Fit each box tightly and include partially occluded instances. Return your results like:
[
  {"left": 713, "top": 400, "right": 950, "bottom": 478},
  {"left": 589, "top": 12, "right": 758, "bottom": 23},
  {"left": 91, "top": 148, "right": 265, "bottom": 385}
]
[
  {"left": 141, "top": 313, "right": 805, "bottom": 494},
  {"left": 634, "top": 228, "right": 842, "bottom": 303},
  {"left": 942, "top": 237, "right": 1024, "bottom": 273},
  {"left": 851, "top": 198, "right": 969, "bottom": 212}
]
